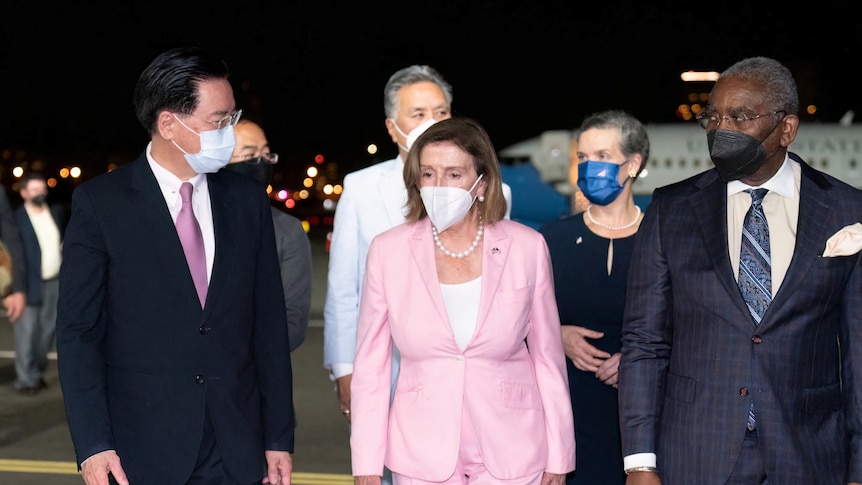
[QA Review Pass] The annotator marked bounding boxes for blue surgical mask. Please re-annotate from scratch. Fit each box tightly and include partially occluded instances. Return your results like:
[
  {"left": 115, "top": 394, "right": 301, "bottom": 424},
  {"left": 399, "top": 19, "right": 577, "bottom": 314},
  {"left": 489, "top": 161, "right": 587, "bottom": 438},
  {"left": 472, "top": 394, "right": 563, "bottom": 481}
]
[
  {"left": 577, "top": 160, "right": 629, "bottom": 206},
  {"left": 172, "top": 115, "right": 237, "bottom": 174}
]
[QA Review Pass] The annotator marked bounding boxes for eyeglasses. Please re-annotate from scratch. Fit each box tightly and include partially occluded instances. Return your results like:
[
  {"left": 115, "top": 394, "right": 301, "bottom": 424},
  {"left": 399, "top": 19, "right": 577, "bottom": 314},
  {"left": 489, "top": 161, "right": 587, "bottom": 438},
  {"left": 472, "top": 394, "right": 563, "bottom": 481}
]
[
  {"left": 695, "top": 109, "right": 785, "bottom": 130},
  {"left": 186, "top": 109, "right": 243, "bottom": 130},
  {"left": 233, "top": 152, "right": 279, "bottom": 165}
]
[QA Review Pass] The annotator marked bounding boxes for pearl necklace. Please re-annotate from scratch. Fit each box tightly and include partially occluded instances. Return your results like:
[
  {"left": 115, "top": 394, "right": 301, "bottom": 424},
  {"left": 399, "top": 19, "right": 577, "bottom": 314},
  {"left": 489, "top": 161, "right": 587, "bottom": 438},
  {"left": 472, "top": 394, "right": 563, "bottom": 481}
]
[
  {"left": 432, "top": 221, "right": 484, "bottom": 258},
  {"left": 586, "top": 204, "right": 641, "bottom": 230}
]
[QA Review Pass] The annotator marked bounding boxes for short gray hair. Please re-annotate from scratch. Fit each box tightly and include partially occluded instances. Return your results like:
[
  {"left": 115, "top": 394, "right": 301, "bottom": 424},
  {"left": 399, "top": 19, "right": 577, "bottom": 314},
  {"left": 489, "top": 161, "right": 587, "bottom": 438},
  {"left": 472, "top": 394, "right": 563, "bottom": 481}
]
[
  {"left": 383, "top": 65, "right": 453, "bottom": 119},
  {"left": 720, "top": 56, "right": 799, "bottom": 116}
]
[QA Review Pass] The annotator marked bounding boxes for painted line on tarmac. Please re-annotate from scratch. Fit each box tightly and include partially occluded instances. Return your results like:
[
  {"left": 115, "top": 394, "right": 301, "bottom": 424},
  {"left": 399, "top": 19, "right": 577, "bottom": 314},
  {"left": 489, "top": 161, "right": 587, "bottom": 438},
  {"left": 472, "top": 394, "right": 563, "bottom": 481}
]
[{"left": 0, "top": 459, "right": 353, "bottom": 484}]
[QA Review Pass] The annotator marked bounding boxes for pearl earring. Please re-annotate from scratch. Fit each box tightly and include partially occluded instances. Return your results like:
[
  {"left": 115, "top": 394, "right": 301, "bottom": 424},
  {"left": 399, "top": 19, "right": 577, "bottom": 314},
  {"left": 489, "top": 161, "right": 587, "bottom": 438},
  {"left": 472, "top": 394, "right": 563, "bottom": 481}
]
[
  {"left": 478, "top": 195, "right": 485, "bottom": 202},
  {"left": 629, "top": 171, "right": 637, "bottom": 179}
]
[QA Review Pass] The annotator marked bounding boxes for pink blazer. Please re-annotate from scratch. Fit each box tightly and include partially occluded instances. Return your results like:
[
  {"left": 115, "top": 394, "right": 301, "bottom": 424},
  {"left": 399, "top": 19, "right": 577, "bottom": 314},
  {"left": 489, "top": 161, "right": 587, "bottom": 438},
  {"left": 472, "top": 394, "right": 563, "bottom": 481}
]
[{"left": 350, "top": 218, "right": 575, "bottom": 481}]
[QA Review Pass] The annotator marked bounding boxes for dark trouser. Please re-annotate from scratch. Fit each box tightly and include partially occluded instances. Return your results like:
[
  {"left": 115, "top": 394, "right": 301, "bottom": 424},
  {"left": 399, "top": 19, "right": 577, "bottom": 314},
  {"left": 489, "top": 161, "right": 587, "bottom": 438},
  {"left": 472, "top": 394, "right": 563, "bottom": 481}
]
[
  {"left": 110, "top": 408, "right": 263, "bottom": 485},
  {"left": 726, "top": 428, "right": 768, "bottom": 485}
]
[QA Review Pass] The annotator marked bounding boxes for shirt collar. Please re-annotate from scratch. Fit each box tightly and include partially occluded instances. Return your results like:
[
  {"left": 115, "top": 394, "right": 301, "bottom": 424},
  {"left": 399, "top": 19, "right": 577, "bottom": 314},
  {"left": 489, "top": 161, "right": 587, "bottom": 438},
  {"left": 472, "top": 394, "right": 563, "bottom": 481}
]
[
  {"left": 146, "top": 142, "right": 207, "bottom": 200},
  {"left": 726, "top": 155, "right": 795, "bottom": 199}
]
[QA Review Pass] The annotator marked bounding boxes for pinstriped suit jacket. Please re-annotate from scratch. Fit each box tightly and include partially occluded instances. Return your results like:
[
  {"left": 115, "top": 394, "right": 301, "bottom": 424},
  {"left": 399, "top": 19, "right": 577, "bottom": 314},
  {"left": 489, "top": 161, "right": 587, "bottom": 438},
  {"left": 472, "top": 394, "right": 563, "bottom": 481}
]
[{"left": 619, "top": 154, "right": 862, "bottom": 484}]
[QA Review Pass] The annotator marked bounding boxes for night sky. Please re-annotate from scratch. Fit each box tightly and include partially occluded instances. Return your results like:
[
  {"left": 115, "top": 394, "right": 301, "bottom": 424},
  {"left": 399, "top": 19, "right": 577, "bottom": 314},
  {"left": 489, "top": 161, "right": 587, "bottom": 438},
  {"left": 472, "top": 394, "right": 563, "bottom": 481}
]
[{"left": 2, "top": 0, "right": 860, "bottom": 194}]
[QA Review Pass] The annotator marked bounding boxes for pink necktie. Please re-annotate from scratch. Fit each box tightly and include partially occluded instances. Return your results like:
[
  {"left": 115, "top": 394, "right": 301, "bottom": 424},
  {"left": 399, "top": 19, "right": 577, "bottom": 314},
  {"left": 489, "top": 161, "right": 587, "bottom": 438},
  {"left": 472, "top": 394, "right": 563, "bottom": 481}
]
[{"left": 176, "top": 182, "right": 207, "bottom": 307}]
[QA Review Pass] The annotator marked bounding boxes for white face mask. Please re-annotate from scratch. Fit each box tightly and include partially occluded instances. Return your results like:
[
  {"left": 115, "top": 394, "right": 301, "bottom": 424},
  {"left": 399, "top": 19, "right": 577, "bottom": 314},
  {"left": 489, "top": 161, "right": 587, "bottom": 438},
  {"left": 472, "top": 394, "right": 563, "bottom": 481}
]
[
  {"left": 172, "top": 115, "right": 237, "bottom": 173},
  {"left": 392, "top": 118, "right": 438, "bottom": 153},
  {"left": 421, "top": 174, "right": 484, "bottom": 233}
]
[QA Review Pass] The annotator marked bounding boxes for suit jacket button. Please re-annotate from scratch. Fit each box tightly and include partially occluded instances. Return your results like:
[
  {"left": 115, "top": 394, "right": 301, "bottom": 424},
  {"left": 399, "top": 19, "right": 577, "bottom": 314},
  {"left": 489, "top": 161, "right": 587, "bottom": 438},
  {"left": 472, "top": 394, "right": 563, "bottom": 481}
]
[
  {"left": 455, "top": 355, "right": 464, "bottom": 362},
  {"left": 195, "top": 375, "right": 205, "bottom": 384},
  {"left": 739, "top": 387, "right": 749, "bottom": 396},
  {"left": 751, "top": 335, "right": 762, "bottom": 344},
  {"left": 199, "top": 326, "right": 210, "bottom": 335}
]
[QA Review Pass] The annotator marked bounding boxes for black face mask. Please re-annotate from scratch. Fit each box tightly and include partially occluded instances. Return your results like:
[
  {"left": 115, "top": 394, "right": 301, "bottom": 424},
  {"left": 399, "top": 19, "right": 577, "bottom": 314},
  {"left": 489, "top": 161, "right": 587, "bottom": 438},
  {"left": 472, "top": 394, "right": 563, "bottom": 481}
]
[
  {"left": 707, "top": 117, "right": 783, "bottom": 183},
  {"left": 31, "top": 194, "right": 48, "bottom": 206},
  {"left": 222, "top": 161, "right": 272, "bottom": 188},
  {"left": 707, "top": 130, "right": 768, "bottom": 182}
]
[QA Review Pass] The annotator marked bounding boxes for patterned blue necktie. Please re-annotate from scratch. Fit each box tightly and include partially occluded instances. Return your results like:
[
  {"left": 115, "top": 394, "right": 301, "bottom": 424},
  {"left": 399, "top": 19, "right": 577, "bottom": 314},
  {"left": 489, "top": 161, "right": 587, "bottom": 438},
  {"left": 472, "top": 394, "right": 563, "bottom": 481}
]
[
  {"left": 738, "top": 188, "right": 770, "bottom": 431},
  {"left": 738, "top": 188, "right": 771, "bottom": 324}
]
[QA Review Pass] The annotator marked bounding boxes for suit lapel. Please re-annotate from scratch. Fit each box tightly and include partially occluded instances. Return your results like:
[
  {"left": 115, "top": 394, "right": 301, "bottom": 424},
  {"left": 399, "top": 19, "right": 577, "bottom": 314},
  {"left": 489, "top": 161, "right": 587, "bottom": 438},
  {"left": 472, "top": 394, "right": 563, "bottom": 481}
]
[
  {"left": 205, "top": 173, "right": 242, "bottom": 313},
  {"left": 408, "top": 220, "right": 451, "bottom": 329},
  {"left": 129, "top": 157, "right": 204, "bottom": 311},
  {"left": 378, "top": 158, "right": 408, "bottom": 226},
  {"left": 763, "top": 162, "right": 832, "bottom": 324},
  {"left": 690, "top": 173, "right": 752, "bottom": 319},
  {"left": 475, "top": 224, "right": 507, "bottom": 338}
]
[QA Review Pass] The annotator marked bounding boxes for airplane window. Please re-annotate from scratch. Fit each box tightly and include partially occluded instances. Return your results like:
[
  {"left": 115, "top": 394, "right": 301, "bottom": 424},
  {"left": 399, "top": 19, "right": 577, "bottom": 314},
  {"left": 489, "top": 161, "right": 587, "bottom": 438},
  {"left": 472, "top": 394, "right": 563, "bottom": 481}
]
[{"left": 680, "top": 158, "right": 687, "bottom": 168}]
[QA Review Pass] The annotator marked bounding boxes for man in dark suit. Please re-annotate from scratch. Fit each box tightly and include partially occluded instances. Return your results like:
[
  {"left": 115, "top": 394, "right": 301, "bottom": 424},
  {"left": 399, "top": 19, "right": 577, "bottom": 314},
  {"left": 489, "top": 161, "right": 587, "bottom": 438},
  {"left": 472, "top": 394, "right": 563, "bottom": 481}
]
[
  {"left": 223, "top": 119, "right": 312, "bottom": 352},
  {"left": 13, "top": 172, "right": 67, "bottom": 395},
  {"left": 619, "top": 56, "right": 862, "bottom": 484},
  {"left": 56, "top": 46, "right": 295, "bottom": 485}
]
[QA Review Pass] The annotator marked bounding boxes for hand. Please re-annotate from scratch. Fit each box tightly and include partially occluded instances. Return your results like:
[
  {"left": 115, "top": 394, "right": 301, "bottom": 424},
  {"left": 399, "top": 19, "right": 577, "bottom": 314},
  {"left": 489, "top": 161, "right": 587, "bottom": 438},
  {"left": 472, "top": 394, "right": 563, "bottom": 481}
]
[
  {"left": 626, "top": 470, "right": 661, "bottom": 485},
  {"left": 2, "top": 291, "right": 25, "bottom": 322},
  {"left": 336, "top": 374, "right": 352, "bottom": 423},
  {"left": 540, "top": 472, "right": 566, "bottom": 485},
  {"left": 561, "top": 325, "right": 610, "bottom": 372},
  {"left": 355, "top": 475, "right": 381, "bottom": 485},
  {"left": 596, "top": 352, "right": 621, "bottom": 388},
  {"left": 80, "top": 451, "right": 128, "bottom": 485},
  {"left": 263, "top": 450, "right": 293, "bottom": 484}
]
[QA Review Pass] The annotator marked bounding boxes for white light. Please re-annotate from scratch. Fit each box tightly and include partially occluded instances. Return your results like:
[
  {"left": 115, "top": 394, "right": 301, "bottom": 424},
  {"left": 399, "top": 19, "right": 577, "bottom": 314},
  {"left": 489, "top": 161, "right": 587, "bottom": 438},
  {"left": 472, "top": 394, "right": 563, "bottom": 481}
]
[{"left": 680, "top": 71, "right": 720, "bottom": 82}]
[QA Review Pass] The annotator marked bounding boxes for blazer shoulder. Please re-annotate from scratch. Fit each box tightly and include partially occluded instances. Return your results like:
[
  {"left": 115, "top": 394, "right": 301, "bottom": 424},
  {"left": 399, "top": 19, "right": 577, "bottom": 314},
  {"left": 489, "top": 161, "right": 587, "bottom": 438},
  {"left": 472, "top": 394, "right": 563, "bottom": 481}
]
[{"left": 343, "top": 158, "right": 399, "bottom": 184}]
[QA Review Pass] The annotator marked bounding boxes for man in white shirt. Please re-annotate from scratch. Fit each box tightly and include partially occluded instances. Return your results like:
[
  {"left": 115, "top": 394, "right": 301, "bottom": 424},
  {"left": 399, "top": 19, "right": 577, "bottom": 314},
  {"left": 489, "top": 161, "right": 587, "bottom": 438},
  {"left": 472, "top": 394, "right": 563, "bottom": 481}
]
[{"left": 13, "top": 172, "right": 65, "bottom": 395}]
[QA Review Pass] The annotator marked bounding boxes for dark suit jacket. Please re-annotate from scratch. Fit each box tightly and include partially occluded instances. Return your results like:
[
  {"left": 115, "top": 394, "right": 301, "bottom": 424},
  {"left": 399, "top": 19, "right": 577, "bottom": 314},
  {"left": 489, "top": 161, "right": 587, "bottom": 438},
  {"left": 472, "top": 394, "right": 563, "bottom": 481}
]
[
  {"left": 619, "top": 154, "right": 862, "bottom": 484},
  {"left": 56, "top": 155, "right": 295, "bottom": 484},
  {"left": 15, "top": 203, "right": 67, "bottom": 305},
  {"left": 0, "top": 184, "right": 27, "bottom": 295}
]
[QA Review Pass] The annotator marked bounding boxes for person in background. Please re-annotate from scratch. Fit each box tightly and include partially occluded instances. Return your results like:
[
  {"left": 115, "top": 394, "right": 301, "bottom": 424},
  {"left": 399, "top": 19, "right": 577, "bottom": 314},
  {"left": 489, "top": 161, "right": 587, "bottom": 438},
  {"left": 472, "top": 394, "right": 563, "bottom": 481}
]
[
  {"left": 324, "top": 65, "right": 513, "bottom": 425},
  {"left": 323, "top": 64, "right": 455, "bottom": 421},
  {"left": 13, "top": 172, "right": 67, "bottom": 395},
  {"left": 56, "top": 46, "right": 294, "bottom": 485},
  {"left": 0, "top": 183, "right": 27, "bottom": 324},
  {"left": 224, "top": 118, "right": 312, "bottom": 351},
  {"left": 618, "top": 56, "right": 862, "bottom": 484},
  {"left": 350, "top": 116, "right": 574, "bottom": 485},
  {"left": 539, "top": 110, "right": 648, "bottom": 485}
]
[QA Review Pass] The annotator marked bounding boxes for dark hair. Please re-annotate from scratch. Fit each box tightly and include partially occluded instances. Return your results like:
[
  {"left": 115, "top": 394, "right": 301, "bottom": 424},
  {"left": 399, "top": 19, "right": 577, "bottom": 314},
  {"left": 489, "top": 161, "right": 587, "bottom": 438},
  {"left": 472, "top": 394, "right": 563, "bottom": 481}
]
[
  {"left": 403, "top": 117, "right": 507, "bottom": 225},
  {"left": 20, "top": 172, "right": 47, "bottom": 186},
  {"left": 133, "top": 46, "right": 231, "bottom": 135},
  {"left": 575, "top": 109, "right": 651, "bottom": 179}
]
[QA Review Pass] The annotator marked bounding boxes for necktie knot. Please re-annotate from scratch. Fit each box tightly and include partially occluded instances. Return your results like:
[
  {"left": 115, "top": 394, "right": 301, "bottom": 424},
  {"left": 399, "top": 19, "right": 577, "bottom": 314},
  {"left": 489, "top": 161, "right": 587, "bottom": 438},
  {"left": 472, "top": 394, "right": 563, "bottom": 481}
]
[
  {"left": 180, "top": 182, "right": 194, "bottom": 204},
  {"left": 746, "top": 188, "right": 768, "bottom": 207}
]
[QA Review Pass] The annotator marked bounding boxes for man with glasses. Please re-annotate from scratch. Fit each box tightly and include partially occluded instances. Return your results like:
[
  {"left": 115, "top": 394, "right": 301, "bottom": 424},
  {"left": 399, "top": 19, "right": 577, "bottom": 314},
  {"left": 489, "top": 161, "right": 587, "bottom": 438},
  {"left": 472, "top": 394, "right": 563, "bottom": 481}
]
[
  {"left": 224, "top": 118, "right": 312, "bottom": 352},
  {"left": 619, "top": 56, "right": 862, "bottom": 484},
  {"left": 56, "top": 46, "right": 295, "bottom": 485}
]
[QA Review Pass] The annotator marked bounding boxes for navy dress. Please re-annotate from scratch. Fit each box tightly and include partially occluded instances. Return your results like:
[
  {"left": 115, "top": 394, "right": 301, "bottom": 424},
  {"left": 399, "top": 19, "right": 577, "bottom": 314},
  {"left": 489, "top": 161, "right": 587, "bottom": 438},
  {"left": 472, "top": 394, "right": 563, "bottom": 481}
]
[{"left": 539, "top": 214, "right": 634, "bottom": 485}]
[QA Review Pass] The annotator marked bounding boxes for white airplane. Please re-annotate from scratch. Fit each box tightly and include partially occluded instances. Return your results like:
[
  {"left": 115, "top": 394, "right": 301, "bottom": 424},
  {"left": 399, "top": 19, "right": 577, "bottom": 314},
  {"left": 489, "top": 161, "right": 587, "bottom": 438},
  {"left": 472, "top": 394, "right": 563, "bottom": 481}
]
[{"left": 498, "top": 112, "right": 862, "bottom": 227}]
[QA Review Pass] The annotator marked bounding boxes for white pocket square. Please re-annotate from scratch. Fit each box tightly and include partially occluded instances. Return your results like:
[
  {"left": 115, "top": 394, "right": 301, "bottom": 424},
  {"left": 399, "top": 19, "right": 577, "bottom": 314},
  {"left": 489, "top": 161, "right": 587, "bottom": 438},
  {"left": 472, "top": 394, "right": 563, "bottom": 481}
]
[{"left": 822, "top": 222, "right": 862, "bottom": 257}]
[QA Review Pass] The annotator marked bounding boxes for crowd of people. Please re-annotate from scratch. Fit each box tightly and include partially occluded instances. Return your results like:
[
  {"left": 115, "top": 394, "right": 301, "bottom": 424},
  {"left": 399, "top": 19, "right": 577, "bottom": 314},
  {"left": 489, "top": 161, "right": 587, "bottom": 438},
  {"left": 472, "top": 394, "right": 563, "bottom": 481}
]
[{"left": 0, "top": 47, "right": 860, "bottom": 485}]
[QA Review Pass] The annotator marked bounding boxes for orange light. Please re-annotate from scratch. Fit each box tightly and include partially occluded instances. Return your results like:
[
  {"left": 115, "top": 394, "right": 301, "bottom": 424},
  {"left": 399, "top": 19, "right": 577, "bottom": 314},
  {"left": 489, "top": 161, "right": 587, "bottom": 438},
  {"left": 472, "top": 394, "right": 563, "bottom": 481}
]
[{"left": 315, "top": 154, "right": 324, "bottom": 164}]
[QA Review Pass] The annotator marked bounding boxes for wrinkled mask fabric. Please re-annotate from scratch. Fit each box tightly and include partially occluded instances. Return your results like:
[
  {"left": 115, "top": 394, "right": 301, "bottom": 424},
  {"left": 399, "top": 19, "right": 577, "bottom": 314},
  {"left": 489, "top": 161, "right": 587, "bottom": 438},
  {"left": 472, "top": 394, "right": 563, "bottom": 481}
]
[
  {"left": 577, "top": 160, "right": 628, "bottom": 206},
  {"left": 393, "top": 118, "right": 438, "bottom": 153},
  {"left": 172, "top": 115, "right": 237, "bottom": 174},
  {"left": 707, "top": 129, "right": 771, "bottom": 182},
  {"left": 421, "top": 174, "right": 484, "bottom": 233}
]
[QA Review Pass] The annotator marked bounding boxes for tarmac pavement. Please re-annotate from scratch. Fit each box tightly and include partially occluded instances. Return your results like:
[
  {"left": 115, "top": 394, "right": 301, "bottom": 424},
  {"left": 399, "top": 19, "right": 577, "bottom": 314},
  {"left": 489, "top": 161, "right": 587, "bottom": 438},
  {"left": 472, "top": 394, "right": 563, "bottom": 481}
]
[{"left": 0, "top": 229, "right": 353, "bottom": 484}]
